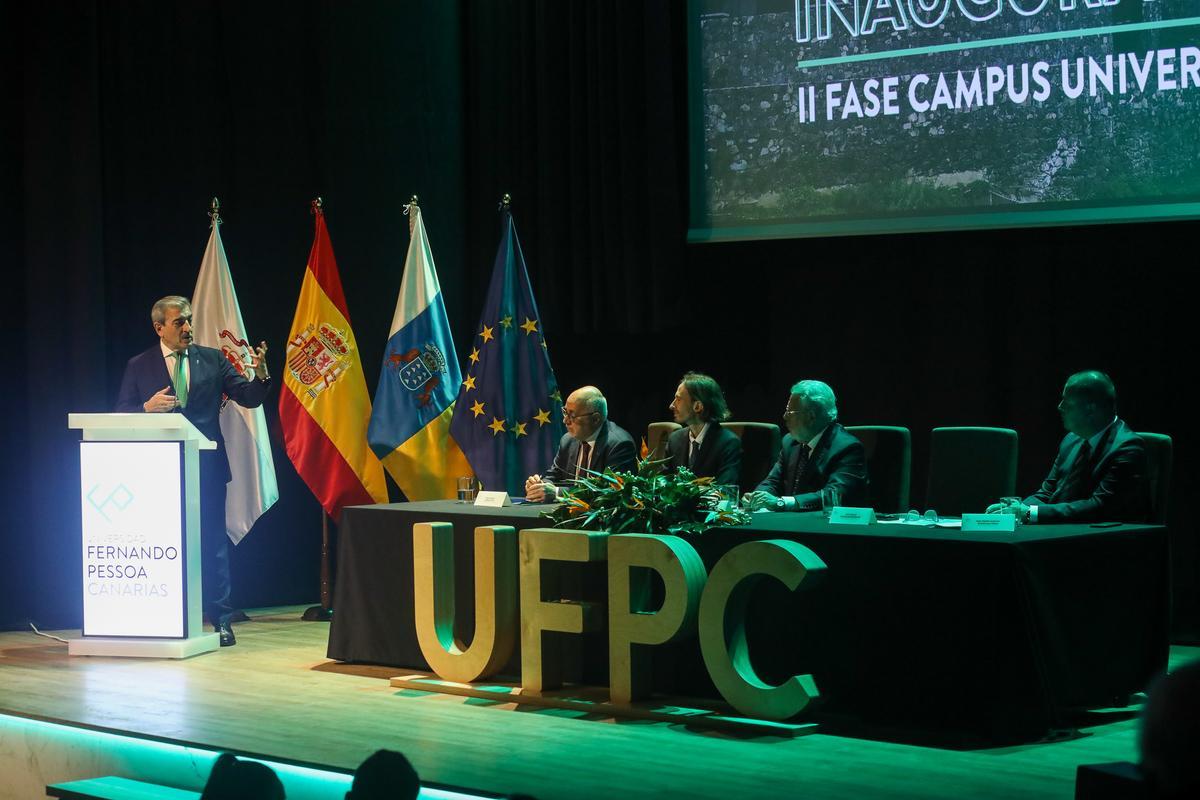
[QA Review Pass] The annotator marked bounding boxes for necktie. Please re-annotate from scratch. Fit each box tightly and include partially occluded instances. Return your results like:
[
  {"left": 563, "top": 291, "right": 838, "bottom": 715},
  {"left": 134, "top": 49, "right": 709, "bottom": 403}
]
[
  {"left": 576, "top": 442, "right": 592, "bottom": 480},
  {"left": 689, "top": 437, "right": 700, "bottom": 470},
  {"left": 789, "top": 444, "right": 811, "bottom": 495},
  {"left": 1053, "top": 440, "right": 1092, "bottom": 502},
  {"left": 171, "top": 351, "right": 189, "bottom": 409}
]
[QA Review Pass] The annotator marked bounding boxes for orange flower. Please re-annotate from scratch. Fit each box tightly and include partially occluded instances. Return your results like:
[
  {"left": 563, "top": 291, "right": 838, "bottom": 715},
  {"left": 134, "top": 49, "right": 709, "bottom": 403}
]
[{"left": 567, "top": 497, "right": 590, "bottom": 515}]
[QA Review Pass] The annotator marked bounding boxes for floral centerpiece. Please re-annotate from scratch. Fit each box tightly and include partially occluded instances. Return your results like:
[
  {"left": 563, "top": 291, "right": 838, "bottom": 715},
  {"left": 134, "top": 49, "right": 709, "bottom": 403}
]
[{"left": 539, "top": 458, "right": 751, "bottom": 535}]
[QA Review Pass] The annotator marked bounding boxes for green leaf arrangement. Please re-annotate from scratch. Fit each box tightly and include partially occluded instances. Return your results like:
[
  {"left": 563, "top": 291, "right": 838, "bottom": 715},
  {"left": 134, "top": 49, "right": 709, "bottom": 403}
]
[{"left": 540, "top": 458, "right": 752, "bottom": 535}]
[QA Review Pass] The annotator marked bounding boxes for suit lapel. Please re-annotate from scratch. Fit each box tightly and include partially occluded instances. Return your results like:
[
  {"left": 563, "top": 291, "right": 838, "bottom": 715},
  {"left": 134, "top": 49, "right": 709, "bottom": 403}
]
[
  {"left": 591, "top": 423, "right": 609, "bottom": 472},
  {"left": 1087, "top": 419, "right": 1123, "bottom": 479},
  {"left": 149, "top": 345, "right": 172, "bottom": 390},
  {"left": 787, "top": 437, "right": 805, "bottom": 487},
  {"left": 696, "top": 422, "right": 718, "bottom": 465},
  {"left": 186, "top": 348, "right": 206, "bottom": 408}
]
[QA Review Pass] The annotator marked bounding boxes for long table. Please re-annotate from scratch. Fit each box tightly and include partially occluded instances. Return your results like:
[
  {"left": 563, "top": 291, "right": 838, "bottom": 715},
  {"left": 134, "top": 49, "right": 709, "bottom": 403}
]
[{"left": 327, "top": 501, "right": 1168, "bottom": 742}]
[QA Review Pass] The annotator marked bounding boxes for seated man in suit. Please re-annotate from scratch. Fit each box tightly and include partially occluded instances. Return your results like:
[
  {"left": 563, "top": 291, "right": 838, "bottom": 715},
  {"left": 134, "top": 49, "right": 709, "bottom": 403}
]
[
  {"left": 665, "top": 372, "right": 741, "bottom": 486},
  {"left": 987, "top": 370, "right": 1149, "bottom": 523},
  {"left": 116, "top": 296, "right": 270, "bottom": 646},
  {"left": 745, "top": 380, "right": 868, "bottom": 512},
  {"left": 525, "top": 385, "right": 637, "bottom": 502}
]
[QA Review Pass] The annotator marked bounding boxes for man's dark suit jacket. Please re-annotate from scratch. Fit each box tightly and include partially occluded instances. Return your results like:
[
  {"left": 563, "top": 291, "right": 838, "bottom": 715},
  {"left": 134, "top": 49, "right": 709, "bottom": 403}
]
[
  {"left": 666, "top": 421, "right": 742, "bottom": 486},
  {"left": 1023, "top": 418, "right": 1149, "bottom": 523},
  {"left": 115, "top": 344, "right": 271, "bottom": 483},
  {"left": 755, "top": 423, "right": 868, "bottom": 510},
  {"left": 544, "top": 420, "right": 637, "bottom": 485}
]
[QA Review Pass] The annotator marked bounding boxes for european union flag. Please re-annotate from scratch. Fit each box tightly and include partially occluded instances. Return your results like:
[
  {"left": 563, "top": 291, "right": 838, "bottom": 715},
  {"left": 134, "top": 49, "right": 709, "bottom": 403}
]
[{"left": 450, "top": 204, "right": 566, "bottom": 496}]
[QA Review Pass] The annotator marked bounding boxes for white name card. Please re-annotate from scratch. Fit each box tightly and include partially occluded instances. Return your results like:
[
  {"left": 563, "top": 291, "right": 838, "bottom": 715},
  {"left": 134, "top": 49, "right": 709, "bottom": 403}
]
[
  {"left": 829, "top": 506, "right": 877, "bottom": 526},
  {"left": 474, "top": 490, "right": 512, "bottom": 508},
  {"left": 962, "top": 513, "right": 1016, "bottom": 532}
]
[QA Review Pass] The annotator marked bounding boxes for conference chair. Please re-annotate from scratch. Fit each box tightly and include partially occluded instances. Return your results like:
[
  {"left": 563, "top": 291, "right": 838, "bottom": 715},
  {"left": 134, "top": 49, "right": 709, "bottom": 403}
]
[
  {"left": 721, "top": 422, "right": 782, "bottom": 492},
  {"left": 926, "top": 427, "right": 1018, "bottom": 517},
  {"left": 1137, "top": 432, "right": 1173, "bottom": 524},
  {"left": 645, "top": 421, "right": 681, "bottom": 461},
  {"left": 845, "top": 425, "right": 911, "bottom": 513}
]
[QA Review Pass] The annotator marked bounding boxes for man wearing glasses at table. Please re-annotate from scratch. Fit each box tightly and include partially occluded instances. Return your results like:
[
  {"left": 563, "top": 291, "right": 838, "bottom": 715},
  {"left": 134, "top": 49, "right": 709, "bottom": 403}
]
[
  {"left": 524, "top": 385, "right": 637, "bottom": 502},
  {"left": 744, "top": 379, "right": 868, "bottom": 512}
]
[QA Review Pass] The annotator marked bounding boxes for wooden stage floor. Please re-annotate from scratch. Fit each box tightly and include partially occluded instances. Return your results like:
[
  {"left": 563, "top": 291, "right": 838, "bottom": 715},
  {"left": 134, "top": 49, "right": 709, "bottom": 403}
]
[{"left": 1, "top": 607, "right": 1194, "bottom": 800}]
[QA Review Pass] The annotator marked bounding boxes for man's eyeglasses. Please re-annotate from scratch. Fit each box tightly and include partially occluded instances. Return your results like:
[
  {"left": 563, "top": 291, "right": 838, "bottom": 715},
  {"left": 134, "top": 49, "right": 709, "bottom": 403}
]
[{"left": 562, "top": 409, "right": 599, "bottom": 423}]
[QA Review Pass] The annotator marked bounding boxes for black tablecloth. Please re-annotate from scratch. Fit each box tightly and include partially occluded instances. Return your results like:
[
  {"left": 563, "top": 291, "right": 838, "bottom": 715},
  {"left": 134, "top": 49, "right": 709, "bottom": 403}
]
[{"left": 328, "top": 501, "right": 1168, "bottom": 741}]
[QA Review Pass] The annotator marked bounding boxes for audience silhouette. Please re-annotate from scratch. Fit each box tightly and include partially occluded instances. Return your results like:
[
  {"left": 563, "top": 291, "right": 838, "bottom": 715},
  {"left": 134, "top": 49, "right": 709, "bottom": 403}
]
[
  {"left": 201, "top": 753, "right": 286, "bottom": 800},
  {"left": 346, "top": 749, "right": 420, "bottom": 800}
]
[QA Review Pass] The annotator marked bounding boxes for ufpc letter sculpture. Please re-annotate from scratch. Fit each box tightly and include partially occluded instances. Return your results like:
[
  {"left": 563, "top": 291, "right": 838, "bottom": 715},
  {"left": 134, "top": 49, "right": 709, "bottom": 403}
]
[
  {"left": 607, "top": 533, "right": 707, "bottom": 704},
  {"left": 698, "top": 539, "right": 827, "bottom": 721},
  {"left": 412, "top": 522, "right": 518, "bottom": 682},
  {"left": 519, "top": 528, "right": 608, "bottom": 695}
]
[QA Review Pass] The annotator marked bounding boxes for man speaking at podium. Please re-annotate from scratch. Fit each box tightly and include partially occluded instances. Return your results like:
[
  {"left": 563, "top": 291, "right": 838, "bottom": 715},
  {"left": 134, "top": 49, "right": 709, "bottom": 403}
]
[{"left": 116, "top": 295, "right": 271, "bottom": 646}]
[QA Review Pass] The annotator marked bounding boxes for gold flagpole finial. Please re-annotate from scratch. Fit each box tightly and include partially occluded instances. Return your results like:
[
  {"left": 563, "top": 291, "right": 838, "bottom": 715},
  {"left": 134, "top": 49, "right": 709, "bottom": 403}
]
[
  {"left": 499, "top": 193, "right": 512, "bottom": 210},
  {"left": 311, "top": 196, "right": 324, "bottom": 216},
  {"left": 209, "top": 197, "right": 222, "bottom": 226}
]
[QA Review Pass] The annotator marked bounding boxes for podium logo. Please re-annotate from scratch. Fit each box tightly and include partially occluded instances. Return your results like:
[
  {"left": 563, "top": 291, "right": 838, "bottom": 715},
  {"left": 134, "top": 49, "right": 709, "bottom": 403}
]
[{"left": 86, "top": 483, "right": 134, "bottom": 522}]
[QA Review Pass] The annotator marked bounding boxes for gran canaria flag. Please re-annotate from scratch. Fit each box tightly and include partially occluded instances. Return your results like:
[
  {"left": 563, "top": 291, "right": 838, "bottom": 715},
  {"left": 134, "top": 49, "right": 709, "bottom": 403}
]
[
  {"left": 449, "top": 200, "right": 566, "bottom": 496},
  {"left": 367, "top": 201, "right": 470, "bottom": 499},
  {"left": 279, "top": 200, "right": 387, "bottom": 521},
  {"left": 191, "top": 205, "right": 278, "bottom": 543}
]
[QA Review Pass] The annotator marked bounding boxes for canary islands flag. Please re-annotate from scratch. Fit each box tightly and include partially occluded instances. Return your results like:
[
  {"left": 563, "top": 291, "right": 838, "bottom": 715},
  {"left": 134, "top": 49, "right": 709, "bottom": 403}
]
[
  {"left": 449, "top": 204, "right": 566, "bottom": 496},
  {"left": 279, "top": 201, "right": 388, "bottom": 521},
  {"left": 368, "top": 203, "right": 470, "bottom": 499}
]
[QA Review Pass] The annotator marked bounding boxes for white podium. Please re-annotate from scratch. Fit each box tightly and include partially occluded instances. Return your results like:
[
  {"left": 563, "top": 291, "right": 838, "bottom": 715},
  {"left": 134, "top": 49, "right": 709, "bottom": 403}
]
[{"left": 67, "top": 413, "right": 220, "bottom": 658}]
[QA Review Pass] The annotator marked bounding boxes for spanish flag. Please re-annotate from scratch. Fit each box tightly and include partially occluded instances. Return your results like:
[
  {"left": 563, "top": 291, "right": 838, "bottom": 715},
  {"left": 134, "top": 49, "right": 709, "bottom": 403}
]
[{"left": 279, "top": 200, "right": 388, "bottom": 520}]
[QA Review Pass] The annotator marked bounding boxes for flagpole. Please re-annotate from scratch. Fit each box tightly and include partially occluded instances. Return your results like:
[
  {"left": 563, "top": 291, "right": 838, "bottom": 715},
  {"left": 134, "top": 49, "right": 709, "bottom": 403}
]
[
  {"left": 300, "top": 196, "right": 337, "bottom": 623},
  {"left": 301, "top": 512, "right": 334, "bottom": 621}
]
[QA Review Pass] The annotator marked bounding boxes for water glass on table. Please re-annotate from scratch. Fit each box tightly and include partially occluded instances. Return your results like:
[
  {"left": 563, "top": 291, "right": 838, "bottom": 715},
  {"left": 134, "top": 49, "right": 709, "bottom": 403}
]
[
  {"left": 457, "top": 476, "right": 479, "bottom": 503},
  {"left": 821, "top": 486, "right": 841, "bottom": 518},
  {"left": 713, "top": 484, "right": 740, "bottom": 512}
]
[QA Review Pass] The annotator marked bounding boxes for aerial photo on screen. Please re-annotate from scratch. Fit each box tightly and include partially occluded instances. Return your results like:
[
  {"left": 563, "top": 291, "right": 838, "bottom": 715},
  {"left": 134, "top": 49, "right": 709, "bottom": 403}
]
[{"left": 693, "top": 0, "right": 1200, "bottom": 236}]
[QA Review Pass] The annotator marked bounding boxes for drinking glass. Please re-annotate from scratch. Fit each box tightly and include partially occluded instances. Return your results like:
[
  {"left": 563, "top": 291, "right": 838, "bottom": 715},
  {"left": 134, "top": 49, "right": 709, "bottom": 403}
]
[
  {"left": 457, "top": 476, "right": 479, "bottom": 503},
  {"left": 821, "top": 486, "right": 841, "bottom": 518}
]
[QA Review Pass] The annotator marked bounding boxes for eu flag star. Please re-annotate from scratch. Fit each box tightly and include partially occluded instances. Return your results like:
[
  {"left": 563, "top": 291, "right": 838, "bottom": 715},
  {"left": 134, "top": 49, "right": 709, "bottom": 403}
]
[
  {"left": 488, "top": 416, "right": 507, "bottom": 435},
  {"left": 471, "top": 400, "right": 485, "bottom": 417},
  {"left": 480, "top": 325, "right": 494, "bottom": 343},
  {"left": 469, "top": 347, "right": 480, "bottom": 364},
  {"left": 550, "top": 390, "right": 562, "bottom": 403},
  {"left": 462, "top": 375, "right": 476, "bottom": 391},
  {"left": 500, "top": 314, "right": 513, "bottom": 329},
  {"left": 520, "top": 317, "right": 539, "bottom": 335},
  {"left": 513, "top": 421, "right": 528, "bottom": 438},
  {"left": 534, "top": 409, "right": 551, "bottom": 426}
]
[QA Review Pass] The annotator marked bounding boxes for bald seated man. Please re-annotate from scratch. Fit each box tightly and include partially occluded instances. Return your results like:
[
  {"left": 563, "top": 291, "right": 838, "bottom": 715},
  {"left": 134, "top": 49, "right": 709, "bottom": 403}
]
[
  {"left": 525, "top": 385, "right": 637, "bottom": 502},
  {"left": 987, "top": 370, "right": 1150, "bottom": 523}
]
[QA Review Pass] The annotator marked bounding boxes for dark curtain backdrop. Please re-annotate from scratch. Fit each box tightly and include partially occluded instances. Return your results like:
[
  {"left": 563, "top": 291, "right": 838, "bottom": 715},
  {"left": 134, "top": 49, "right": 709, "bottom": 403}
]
[{"left": 4, "top": 1, "right": 1194, "bottom": 637}]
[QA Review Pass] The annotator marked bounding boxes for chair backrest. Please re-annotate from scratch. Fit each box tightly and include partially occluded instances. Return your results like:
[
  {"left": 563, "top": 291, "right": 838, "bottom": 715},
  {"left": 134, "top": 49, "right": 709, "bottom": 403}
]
[
  {"left": 721, "top": 422, "right": 782, "bottom": 492},
  {"left": 645, "top": 421, "right": 682, "bottom": 462},
  {"left": 1136, "top": 431, "right": 1173, "bottom": 524},
  {"left": 926, "top": 427, "right": 1018, "bottom": 516},
  {"left": 845, "top": 426, "right": 912, "bottom": 513}
]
